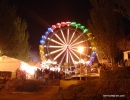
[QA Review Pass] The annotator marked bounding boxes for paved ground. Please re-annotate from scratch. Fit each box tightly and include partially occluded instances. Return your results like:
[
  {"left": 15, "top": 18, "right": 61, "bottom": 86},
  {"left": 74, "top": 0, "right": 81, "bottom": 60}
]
[
  {"left": 0, "top": 76, "right": 99, "bottom": 100},
  {"left": 0, "top": 86, "right": 60, "bottom": 100}
]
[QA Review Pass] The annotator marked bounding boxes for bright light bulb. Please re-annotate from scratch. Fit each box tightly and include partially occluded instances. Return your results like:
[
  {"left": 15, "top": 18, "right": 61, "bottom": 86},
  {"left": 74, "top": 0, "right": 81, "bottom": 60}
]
[{"left": 78, "top": 46, "right": 84, "bottom": 52}]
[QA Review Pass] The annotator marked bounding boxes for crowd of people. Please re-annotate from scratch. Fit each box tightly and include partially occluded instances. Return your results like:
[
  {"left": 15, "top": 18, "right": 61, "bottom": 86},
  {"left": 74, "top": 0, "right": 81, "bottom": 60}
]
[
  {"left": 0, "top": 72, "right": 11, "bottom": 90},
  {"left": 34, "top": 68, "right": 65, "bottom": 85},
  {"left": 15, "top": 68, "right": 26, "bottom": 82},
  {"left": 35, "top": 68, "right": 64, "bottom": 79}
]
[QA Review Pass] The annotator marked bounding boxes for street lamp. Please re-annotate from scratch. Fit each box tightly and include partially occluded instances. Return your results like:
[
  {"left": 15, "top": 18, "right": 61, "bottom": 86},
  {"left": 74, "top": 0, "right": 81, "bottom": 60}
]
[{"left": 78, "top": 46, "right": 84, "bottom": 80}]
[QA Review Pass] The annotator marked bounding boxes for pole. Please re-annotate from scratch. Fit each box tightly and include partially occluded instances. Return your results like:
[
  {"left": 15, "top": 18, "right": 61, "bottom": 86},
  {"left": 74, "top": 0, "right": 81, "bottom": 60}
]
[
  {"left": 78, "top": 46, "right": 84, "bottom": 80},
  {"left": 80, "top": 53, "right": 81, "bottom": 80}
]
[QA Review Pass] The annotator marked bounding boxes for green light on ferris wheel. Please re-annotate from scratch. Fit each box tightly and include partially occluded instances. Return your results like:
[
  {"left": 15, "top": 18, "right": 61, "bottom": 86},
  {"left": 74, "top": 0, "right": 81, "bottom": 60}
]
[
  {"left": 83, "top": 29, "right": 88, "bottom": 33},
  {"left": 80, "top": 26, "right": 85, "bottom": 30},
  {"left": 71, "top": 22, "right": 77, "bottom": 27},
  {"left": 71, "top": 22, "right": 88, "bottom": 33},
  {"left": 76, "top": 23, "right": 81, "bottom": 28}
]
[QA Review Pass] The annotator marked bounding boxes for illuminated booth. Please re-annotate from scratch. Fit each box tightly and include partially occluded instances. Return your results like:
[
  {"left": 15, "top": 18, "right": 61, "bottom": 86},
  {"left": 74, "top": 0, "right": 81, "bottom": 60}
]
[
  {"left": 123, "top": 51, "right": 130, "bottom": 66},
  {"left": 20, "top": 62, "right": 41, "bottom": 79},
  {"left": 0, "top": 56, "right": 21, "bottom": 79},
  {"left": 0, "top": 56, "right": 41, "bottom": 79}
]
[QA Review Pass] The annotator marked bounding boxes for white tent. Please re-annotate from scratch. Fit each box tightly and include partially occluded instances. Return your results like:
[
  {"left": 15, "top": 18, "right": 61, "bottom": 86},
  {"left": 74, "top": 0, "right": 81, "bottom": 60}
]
[
  {"left": 0, "top": 56, "right": 42, "bottom": 79},
  {"left": 0, "top": 55, "right": 21, "bottom": 72}
]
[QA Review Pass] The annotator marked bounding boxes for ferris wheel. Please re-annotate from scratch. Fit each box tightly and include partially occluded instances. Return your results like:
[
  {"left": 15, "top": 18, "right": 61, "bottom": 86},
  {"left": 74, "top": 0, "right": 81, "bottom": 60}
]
[{"left": 40, "top": 21, "right": 97, "bottom": 67}]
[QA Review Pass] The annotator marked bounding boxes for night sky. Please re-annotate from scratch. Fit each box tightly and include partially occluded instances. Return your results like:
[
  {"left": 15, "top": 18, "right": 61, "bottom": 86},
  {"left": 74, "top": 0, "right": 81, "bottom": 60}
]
[{"left": 8, "top": 0, "right": 92, "bottom": 61}]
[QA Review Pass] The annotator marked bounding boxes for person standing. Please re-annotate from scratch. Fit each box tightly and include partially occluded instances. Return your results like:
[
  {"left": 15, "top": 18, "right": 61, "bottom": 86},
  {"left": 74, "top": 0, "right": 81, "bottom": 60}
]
[
  {"left": 5, "top": 74, "right": 10, "bottom": 90},
  {"left": 44, "top": 71, "right": 49, "bottom": 85},
  {"left": 15, "top": 68, "right": 20, "bottom": 79},
  {"left": 59, "top": 69, "right": 64, "bottom": 79}
]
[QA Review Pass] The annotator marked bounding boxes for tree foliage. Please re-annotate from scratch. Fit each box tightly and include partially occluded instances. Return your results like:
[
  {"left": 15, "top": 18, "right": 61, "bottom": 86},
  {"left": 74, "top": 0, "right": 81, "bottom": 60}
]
[
  {"left": 114, "top": 0, "right": 130, "bottom": 21},
  {"left": 114, "top": 0, "right": 130, "bottom": 51},
  {"left": 88, "top": 0, "right": 125, "bottom": 65},
  {"left": 0, "top": 1, "right": 30, "bottom": 61}
]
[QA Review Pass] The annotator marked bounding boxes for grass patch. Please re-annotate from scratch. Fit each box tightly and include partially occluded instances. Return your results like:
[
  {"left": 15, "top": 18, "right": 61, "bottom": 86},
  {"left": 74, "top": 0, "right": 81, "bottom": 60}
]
[
  {"left": 14, "top": 80, "right": 40, "bottom": 92},
  {"left": 51, "top": 67, "right": 130, "bottom": 100}
]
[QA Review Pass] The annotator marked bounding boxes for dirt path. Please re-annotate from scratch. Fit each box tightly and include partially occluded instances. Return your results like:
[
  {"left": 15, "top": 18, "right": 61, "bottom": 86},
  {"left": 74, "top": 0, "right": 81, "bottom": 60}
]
[{"left": 0, "top": 86, "right": 60, "bottom": 100}]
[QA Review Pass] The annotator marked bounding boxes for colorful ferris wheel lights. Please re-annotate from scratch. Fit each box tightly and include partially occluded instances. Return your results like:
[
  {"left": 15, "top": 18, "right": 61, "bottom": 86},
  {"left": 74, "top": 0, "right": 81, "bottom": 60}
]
[
  {"left": 48, "top": 28, "right": 53, "bottom": 32},
  {"left": 40, "top": 50, "right": 44, "bottom": 54},
  {"left": 52, "top": 25, "right": 56, "bottom": 30},
  {"left": 40, "top": 40, "right": 45, "bottom": 45},
  {"left": 76, "top": 23, "right": 81, "bottom": 28},
  {"left": 71, "top": 22, "right": 77, "bottom": 27},
  {"left": 92, "top": 52, "right": 96, "bottom": 56},
  {"left": 56, "top": 23, "right": 61, "bottom": 25},
  {"left": 42, "top": 35, "right": 46, "bottom": 40},
  {"left": 61, "top": 22, "right": 66, "bottom": 26},
  {"left": 83, "top": 29, "right": 88, "bottom": 33},
  {"left": 45, "top": 31, "right": 49, "bottom": 35},
  {"left": 66, "top": 22, "right": 71, "bottom": 26},
  {"left": 92, "top": 51, "right": 96, "bottom": 54},
  {"left": 80, "top": 26, "right": 85, "bottom": 30},
  {"left": 92, "top": 47, "right": 96, "bottom": 51},
  {"left": 56, "top": 23, "right": 61, "bottom": 28},
  {"left": 39, "top": 45, "right": 44, "bottom": 49},
  {"left": 87, "top": 33, "right": 92, "bottom": 37},
  {"left": 90, "top": 57, "right": 95, "bottom": 61}
]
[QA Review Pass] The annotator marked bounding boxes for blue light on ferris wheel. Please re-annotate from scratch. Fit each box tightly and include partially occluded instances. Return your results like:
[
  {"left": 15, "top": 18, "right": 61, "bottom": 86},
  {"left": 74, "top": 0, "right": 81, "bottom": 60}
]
[
  {"left": 92, "top": 52, "right": 96, "bottom": 56},
  {"left": 42, "top": 35, "right": 46, "bottom": 40},
  {"left": 88, "top": 61, "right": 92, "bottom": 66},
  {"left": 45, "top": 31, "right": 49, "bottom": 35},
  {"left": 92, "top": 51, "right": 96, "bottom": 54},
  {"left": 48, "top": 28, "right": 53, "bottom": 32},
  {"left": 90, "top": 57, "right": 94, "bottom": 61},
  {"left": 40, "top": 40, "right": 45, "bottom": 44}
]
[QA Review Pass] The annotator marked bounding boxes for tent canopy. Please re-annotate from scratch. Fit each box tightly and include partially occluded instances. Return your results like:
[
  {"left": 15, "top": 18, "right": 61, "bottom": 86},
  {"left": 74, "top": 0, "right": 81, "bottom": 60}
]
[{"left": 0, "top": 56, "right": 21, "bottom": 72}]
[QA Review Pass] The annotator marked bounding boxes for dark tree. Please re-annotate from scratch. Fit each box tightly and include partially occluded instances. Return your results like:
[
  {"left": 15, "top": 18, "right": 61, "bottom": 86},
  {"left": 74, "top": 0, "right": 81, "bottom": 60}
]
[
  {"left": 88, "top": 0, "right": 125, "bottom": 68},
  {"left": 114, "top": 0, "right": 130, "bottom": 21},
  {"left": 0, "top": 1, "right": 30, "bottom": 61},
  {"left": 114, "top": 0, "right": 130, "bottom": 51}
]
